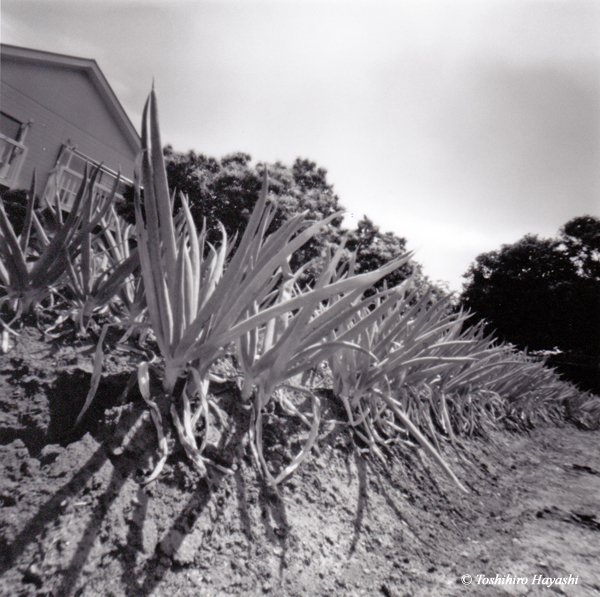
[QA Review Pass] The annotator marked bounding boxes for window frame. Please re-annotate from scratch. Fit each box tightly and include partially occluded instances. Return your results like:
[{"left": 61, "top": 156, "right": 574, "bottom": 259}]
[
  {"left": 45, "top": 145, "right": 133, "bottom": 212},
  {"left": 0, "top": 112, "right": 29, "bottom": 189}
]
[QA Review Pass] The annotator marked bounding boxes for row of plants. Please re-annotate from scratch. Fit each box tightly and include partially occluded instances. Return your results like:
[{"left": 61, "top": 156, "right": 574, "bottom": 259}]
[{"left": 1, "top": 89, "right": 597, "bottom": 494}]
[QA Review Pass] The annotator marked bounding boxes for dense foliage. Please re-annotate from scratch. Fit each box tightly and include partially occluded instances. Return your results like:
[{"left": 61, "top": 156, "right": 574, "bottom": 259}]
[{"left": 461, "top": 216, "right": 600, "bottom": 393}]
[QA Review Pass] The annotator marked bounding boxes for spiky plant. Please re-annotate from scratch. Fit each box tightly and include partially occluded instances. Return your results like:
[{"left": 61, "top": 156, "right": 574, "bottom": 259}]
[
  {"left": 0, "top": 166, "right": 117, "bottom": 328},
  {"left": 133, "top": 88, "right": 409, "bottom": 482}
]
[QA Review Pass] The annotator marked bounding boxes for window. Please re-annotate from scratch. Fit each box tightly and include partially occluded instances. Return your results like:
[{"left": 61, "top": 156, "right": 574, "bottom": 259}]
[
  {"left": 1, "top": 112, "right": 22, "bottom": 141},
  {"left": 46, "top": 145, "right": 132, "bottom": 211},
  {"left": 0, "top": 112, "right": 29, "bottom": 189}
]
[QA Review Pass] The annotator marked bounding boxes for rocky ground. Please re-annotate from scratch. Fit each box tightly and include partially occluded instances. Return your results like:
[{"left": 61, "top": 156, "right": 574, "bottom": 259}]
[{"left": 0, "top": 325, "right": 599, "bottom": 597}]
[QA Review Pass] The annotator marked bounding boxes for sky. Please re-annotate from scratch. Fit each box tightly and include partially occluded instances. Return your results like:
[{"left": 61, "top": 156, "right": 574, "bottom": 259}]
[{"left": 2, "top": 0, "right": 599, "bottom": 291}]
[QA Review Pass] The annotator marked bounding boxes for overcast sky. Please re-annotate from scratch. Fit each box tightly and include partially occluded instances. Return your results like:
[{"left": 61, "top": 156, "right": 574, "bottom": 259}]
[{"left": 2, "top": 0, "right": 599, "bottom": 291}]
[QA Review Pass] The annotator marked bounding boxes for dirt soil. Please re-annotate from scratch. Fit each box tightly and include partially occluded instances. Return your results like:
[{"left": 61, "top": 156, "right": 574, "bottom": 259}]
[{"left": 0, "top": 326, "right": 599, "bottom": 597}]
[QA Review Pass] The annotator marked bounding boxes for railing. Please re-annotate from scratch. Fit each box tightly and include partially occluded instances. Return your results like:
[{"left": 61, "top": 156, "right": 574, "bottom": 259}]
[
  {"left": 43, "top": 146, "right": 132, "bottom": 212},
  {"left": 0, "top": 133, "right": 27, "bottom": 189}
]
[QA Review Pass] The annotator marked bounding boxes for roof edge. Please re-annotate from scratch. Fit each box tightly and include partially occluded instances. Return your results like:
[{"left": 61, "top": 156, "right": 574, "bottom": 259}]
[{"left": 1, "top": 44, "right": 141, "bottom": 154}]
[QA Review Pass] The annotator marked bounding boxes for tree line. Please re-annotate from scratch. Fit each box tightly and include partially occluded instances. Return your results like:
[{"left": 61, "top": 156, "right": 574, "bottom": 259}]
[{"left": 461, "top": 216, "right": 600, "bottom": 394}]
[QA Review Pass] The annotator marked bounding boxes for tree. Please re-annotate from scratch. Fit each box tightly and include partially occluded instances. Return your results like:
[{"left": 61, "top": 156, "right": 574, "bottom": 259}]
[
  {"left": 344, "top": 216, "right": 416, "bottom": 292},
  {"left": 559, "top": 215, "right": 600, "bottom": 280},
  {"left": 163, "top": 149, "right": 342, "bottom": 249},
  {"left": 461, "top": 217, "right": 600, "bottom": 393}
]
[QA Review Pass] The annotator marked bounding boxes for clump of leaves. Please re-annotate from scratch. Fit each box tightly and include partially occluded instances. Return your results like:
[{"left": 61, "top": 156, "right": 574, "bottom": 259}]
[
  {"left": 133, "top": 88, "right": 411, "bottom": 484},
  {"left": 0, "top": 166, "right": 117, "bottom": 327}
]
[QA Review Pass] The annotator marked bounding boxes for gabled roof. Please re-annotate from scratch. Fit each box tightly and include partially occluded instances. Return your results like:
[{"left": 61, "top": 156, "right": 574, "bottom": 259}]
[{"left": 0, "top": 44, "right": 141, "bottom": 154}]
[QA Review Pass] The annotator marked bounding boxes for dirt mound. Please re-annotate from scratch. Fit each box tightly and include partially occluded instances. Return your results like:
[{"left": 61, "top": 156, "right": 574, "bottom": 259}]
[{"left": 0, "top": 327, "right": 599, "bottom": 597}]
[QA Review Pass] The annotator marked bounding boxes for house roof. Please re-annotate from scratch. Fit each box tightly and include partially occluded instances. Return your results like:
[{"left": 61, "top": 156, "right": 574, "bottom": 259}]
[{"left": 0, "top": 44, "right": 141, "bottom": 154}]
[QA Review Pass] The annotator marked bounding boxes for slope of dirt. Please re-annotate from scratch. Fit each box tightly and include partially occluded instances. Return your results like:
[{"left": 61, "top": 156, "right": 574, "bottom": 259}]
[{"left": 0, "top": 326, "right": 599, "bottom": 597}]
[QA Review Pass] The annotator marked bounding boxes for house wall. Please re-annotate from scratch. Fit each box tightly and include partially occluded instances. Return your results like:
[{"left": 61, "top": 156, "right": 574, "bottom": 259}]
[{"left": 1, "top": 58, "right": 138, "bottom": 190}]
